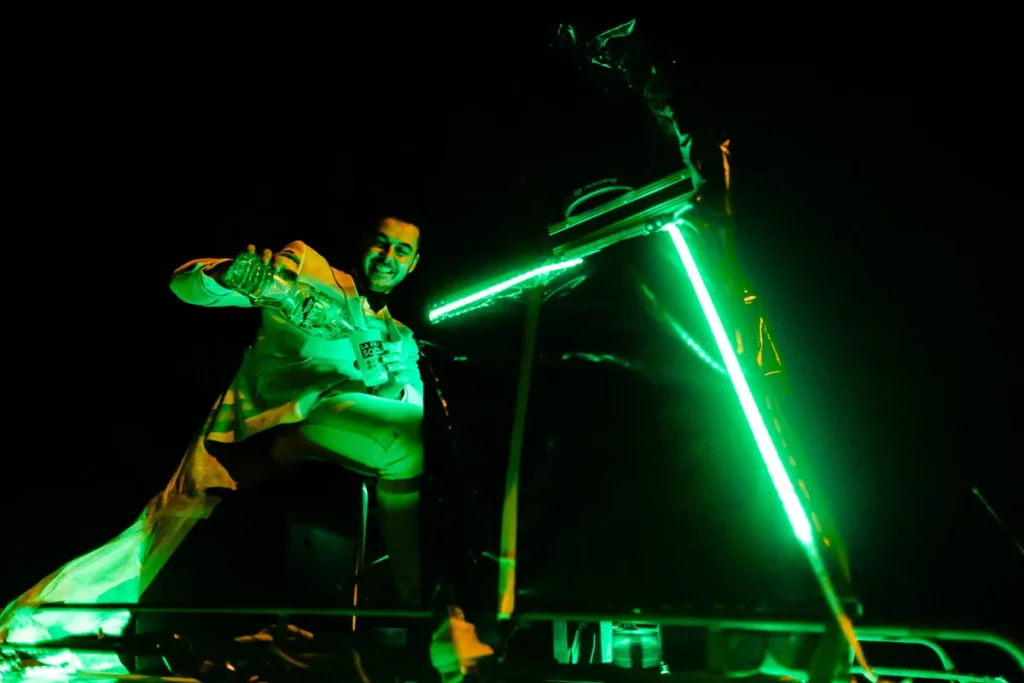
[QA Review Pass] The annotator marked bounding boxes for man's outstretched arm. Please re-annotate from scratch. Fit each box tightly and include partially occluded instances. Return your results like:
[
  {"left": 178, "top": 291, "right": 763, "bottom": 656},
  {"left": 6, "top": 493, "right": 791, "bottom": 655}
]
[
  {"left": 169, "top": 243, "right": 307, "bottom": 308},
  {"left": 169, "top": 257, "right": 251, "bottom": 308}
]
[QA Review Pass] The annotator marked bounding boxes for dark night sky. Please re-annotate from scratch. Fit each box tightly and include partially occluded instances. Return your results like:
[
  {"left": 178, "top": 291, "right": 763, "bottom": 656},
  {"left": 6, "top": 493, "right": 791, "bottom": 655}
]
[{"left": 6, "top": 19, "right": 1019, "bottom": 646}]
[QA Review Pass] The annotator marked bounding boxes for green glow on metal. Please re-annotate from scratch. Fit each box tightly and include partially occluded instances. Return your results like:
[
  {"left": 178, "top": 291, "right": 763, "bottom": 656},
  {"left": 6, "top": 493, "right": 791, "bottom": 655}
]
[{"left": 427, "top": 258, "right": 584, "bottom": 323}]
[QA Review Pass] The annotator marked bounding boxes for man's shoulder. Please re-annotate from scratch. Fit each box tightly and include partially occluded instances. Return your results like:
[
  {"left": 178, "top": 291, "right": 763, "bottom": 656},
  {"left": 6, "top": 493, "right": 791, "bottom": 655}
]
[
  {"left": 330, "top": 266, "right": 357, "bottom": 287},
  {"left": 278, "top": 241, "right": 355, "bottom": 286}
]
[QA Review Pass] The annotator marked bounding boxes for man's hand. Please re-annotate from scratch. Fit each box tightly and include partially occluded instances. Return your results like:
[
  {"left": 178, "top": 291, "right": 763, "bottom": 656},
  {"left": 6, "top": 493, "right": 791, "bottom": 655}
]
[
  {"left": 208, "top": 245, "right": 288, "bottom": 291},
  {"left": 373, "top": 341, "right": 418, "bottom": 400}
]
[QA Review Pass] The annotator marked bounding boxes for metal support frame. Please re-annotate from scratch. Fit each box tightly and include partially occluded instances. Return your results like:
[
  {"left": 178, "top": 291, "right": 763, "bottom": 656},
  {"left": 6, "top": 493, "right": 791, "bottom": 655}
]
[
  {"left": 11, "top": 604, "right": 1022, "bottom": 681},
  {"left": 543, "top": 613, "right": 1024, "bottom": 682},
  {"left": 547, "top": 169, "right": 693, "bottom": 238},
  {"left": 350, "top": 480, "right": 370, "bottom": 632},
  {"left": 414, "top": 172, "right": 1023, "bottom": 681}
]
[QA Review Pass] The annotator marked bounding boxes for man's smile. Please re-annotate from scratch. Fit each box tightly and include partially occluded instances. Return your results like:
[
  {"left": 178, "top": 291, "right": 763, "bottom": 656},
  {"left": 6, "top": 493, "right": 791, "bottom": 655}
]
[{"left": 370, "top": 263, "right": 396, "bottom": 278}]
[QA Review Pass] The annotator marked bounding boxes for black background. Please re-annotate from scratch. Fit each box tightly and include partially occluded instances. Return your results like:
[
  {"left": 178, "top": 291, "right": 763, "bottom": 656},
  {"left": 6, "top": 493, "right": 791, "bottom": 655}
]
[{"left": 5, "top": 15, "right": 1020, "bottom": 652}]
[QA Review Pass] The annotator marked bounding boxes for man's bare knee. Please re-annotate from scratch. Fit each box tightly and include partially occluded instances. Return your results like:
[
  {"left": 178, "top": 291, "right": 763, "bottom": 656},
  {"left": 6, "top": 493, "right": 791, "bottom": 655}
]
[
  {"left": 281, "top": 392, "right": 424, "bottom": 479},
  {"left": 378, "top": 429, "right": 424, "bottom": 480}
]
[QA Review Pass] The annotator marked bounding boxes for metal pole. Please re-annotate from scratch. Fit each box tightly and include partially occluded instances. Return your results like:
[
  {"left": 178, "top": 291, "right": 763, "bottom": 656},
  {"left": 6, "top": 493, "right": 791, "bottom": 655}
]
[{"left": 497, "top": 284, "right": 544, "bottom": 619}]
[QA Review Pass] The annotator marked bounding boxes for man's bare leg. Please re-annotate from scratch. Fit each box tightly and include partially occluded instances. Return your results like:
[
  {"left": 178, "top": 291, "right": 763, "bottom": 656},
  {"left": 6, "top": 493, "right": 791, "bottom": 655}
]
[
  {"left": 376, "top": 477, "right": 422, "bottom": 606},
  {"left": 271, "top": 394, "right": 425, "bottom": 606}
]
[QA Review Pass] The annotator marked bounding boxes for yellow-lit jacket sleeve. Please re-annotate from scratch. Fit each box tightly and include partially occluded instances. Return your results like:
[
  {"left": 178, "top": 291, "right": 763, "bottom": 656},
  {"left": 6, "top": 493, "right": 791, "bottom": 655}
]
[{"left": 169, "top": 242, "right": 307, "bottom": 309}]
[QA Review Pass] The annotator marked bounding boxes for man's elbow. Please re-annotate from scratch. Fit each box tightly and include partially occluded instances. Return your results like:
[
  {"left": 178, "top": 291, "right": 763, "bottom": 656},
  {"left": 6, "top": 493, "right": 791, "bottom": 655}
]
[
  {"left": 168, "top": 258, "right": 238, "bottom": 306},
  {"left": 168, "top": 268, "right": 220, "bottom": 306},
  {"left": 168, "top": 272, "right": 192, "bottom": 302}
]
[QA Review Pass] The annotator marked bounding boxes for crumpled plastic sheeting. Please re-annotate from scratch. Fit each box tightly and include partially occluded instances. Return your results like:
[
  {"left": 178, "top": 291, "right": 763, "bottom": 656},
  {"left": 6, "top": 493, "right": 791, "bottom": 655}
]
[
  {"left": 557, "top": 19, "right": 706, "bottom": 195},
  {"left": 0, "top": 440, "right": 225, "bottom": 676}
]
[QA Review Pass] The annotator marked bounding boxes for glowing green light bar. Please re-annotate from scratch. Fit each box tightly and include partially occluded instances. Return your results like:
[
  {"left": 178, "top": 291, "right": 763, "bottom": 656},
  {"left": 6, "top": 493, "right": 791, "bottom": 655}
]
[
  {"left": 428, "top": 258, "right": 584, "bottom": 323},
  {"left": 663, "top": 221, "right": 812, "bottom": 546}
]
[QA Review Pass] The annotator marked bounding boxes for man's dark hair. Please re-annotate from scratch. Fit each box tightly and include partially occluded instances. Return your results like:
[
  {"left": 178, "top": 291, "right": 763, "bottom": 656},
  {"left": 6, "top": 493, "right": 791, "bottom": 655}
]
[{"left": 364, "top": 215, "right": 423, "bottom": 254}]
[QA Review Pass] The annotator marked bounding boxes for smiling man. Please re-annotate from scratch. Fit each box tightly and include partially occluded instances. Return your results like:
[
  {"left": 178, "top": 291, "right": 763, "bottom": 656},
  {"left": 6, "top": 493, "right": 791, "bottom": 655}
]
[
  {"left": 167, "top": 215, "right": 427, "bottom": 607},
  {"left": 359, "top": 216, "right": 421, "bottom": 296}
]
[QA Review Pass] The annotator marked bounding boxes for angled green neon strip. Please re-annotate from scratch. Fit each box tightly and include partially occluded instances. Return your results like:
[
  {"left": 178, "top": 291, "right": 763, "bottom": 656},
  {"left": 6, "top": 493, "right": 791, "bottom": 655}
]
[
  {"left": 665, "top": 217, "right": 881, "bottom": 678},
  {"left": 662, "top": 221, "right": 812, "bottom": 546}
]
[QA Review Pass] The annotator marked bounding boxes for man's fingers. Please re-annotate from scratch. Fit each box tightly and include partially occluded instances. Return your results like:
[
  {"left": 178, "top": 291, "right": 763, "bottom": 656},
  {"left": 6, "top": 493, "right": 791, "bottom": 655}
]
[
  {"left": 385, "top": 362, "right": 414, "bottom": 382},
  {"left": 245, "top": 244, "right": 256, "bottom": 254},
  {"left": 261, "top": 248, "right": 273, "bottom": 264}
]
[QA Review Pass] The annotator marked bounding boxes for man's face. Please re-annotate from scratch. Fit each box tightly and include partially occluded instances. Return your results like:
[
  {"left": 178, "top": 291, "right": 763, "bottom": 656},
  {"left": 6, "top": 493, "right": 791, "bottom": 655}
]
[{"left": 361, "top": 218, "right": 420, "bottom": 292}]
